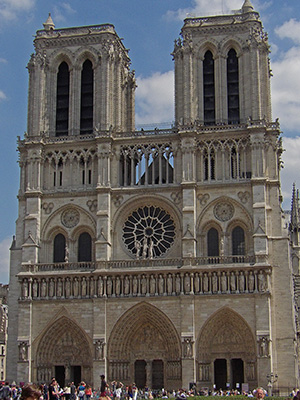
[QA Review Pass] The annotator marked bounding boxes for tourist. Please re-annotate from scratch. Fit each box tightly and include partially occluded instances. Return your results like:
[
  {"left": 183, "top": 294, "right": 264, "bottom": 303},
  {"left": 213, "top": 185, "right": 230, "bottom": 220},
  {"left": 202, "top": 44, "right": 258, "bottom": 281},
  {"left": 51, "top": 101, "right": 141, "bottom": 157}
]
[
  {"left": 85, "top": 385, "right": 92, "bottom": 400},
  {"left": 20, "top": 385, "right": 41, "bottom": 400},
  {"left": 100, "top": 375, "right": 109, "bottom": 400},
  {"left": 254, "top": 388, "right": 267, "bottom": 399},
  {"left": 77, "top": 382, "right": 86, "bottom": 400}
]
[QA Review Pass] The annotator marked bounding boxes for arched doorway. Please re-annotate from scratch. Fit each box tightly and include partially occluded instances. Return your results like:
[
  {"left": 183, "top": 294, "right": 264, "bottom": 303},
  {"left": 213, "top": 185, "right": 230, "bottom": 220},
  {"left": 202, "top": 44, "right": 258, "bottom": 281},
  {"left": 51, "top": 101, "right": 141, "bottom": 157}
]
[
  {"left": 107, "top": 302, "right": 182, "bottom": 390},
  {"left": 35, "top": 316, "right": 93, "bottom": 386},
  {"left": 197, "top": 307, "right": 257, "bottom": 390}
]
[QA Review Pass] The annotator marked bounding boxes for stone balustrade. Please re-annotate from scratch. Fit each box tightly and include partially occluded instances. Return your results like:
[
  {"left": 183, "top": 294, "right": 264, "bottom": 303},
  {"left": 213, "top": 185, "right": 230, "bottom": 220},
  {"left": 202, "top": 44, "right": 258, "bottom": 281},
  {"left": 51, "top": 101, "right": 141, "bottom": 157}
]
[{"left": 19, "top": 266, "right": 270, "bottom": 301}]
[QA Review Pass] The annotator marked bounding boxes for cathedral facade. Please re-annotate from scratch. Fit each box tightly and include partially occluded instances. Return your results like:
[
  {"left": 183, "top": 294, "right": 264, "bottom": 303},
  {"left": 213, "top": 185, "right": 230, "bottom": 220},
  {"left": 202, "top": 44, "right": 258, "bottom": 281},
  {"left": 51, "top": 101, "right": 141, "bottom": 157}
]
[{"left": 7, "top": 0, "right": 300, "bottom": 393}]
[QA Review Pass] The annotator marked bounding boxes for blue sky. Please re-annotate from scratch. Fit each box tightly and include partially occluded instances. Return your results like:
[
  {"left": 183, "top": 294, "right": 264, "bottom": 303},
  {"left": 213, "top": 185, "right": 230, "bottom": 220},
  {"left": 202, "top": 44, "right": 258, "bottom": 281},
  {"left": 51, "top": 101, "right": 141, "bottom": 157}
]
[{"left": 0, "top": 0, "right": 300, "bottom": 283}]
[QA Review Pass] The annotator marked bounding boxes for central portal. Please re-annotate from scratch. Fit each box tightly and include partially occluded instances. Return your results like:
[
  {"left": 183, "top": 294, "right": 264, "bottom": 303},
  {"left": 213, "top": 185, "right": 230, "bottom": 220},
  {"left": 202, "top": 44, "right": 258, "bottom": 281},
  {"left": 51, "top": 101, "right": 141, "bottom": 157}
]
[
  {"left": 135, "top": 360, "right": 147, "bottom": 388},
  {"left": 134, "top": 359, "right": 164, "bottom": 389}
]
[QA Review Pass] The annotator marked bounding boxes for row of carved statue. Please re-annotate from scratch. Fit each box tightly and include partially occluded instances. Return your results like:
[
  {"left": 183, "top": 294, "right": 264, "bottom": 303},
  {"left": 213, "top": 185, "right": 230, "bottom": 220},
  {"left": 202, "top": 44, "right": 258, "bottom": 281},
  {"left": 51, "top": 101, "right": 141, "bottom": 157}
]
[{"left": 21, "top": 268, "right": 269, "bottom": 300}]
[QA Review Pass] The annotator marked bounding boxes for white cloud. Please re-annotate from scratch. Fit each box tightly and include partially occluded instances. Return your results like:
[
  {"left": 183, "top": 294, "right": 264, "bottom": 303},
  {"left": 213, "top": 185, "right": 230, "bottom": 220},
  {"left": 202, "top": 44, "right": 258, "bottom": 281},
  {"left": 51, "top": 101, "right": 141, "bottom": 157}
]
[
  {"left": 271, "top": 46, "right": 300, "bottom": 131},
  {"left": 135, "top": 71, "right": 174, "bottom": 125},
  {"left": 281, "top": 137, "right": 300, "bottom": 210},
  {"left": 0, "top": 0, "right": 35, "bottom": 21},
  {"left": 0, "top": 237, "right": 11, "bottom": 284},
  {"left": 0, "top": 90, "right": 6, "bottom": 100},
  {"left": 52, "top": 3, "right": 76, "bottom": 23},
  {"left": 275, "top": 19, "right": 300, "bottom": 45},
  {"left": 0, "top": 58, "right": 7, "bottom": 63}
]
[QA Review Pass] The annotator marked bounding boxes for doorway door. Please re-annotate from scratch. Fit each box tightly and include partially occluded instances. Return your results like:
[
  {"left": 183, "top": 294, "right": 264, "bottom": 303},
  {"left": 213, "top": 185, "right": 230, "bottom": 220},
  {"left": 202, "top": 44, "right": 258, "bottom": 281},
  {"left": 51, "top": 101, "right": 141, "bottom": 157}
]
[
  {"left": 231, "top": 359, "right": 244, "bottom": 390},
  {"left": 135, "top": 360, "right": 146, "bottom": 388},
  {"left": 152, "top": 360, "right": 164, "bottom": 389},
  {"left": 55, "top": 366, "right": 65, "bottom": 388},
  {"left": 214, "top": 359, "right": 227, "bottom": 390},
  {"left": 71, "top": 366, "right": 81, "bottom": 386}
]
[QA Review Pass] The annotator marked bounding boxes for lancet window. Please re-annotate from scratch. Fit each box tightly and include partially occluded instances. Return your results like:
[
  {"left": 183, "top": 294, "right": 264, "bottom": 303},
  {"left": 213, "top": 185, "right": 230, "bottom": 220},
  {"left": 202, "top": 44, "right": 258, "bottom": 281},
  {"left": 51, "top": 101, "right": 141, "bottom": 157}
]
[
  {"left": 227, "top": 49, "right": 240, "bottom": 124},
  {"left": 203, "top": 51, "right": 215, "bottom": 125},
  {"left": 207, "top": 228, "right": 219, "bottom": 257},
  {"left": 204, "top": 149, "right": 215, "bottom": 181},
  {"left": 78, "top": 232, "right": 92, "bottom": 262},
  {"left": 53, "top": 233, "right": 66, "bottom": 263},
  {"left": 80, "top": 60, "right": 94, "bottom": 134},
  {"left": 56, "top": 62, "right": 70, "bottom": 137},
  {"left": 119, "top": 144, "right": 174, "bottom": 186},
  {"left": 232, "top": 226, "right": 245, "bottom": 256}
]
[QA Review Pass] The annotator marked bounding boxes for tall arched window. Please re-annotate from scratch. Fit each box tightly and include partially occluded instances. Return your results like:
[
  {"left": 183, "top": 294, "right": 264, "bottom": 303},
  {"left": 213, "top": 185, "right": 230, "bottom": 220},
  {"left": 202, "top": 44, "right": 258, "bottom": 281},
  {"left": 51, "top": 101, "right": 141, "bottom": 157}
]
[
  {"left": 232, "top": 226, "right": 245, "bottom": 255},
  {"left": 204, "top": 149, "right": 215, "bottom": 181},
  {"left": 56, "top": 62, "right": 70, "bottom": 136},
  {"left": 203, "top": 51, "right": 215, "bottom": 125},
  {"left": 207, "top": 228, "right": 219, "bottom": 257},
  {"left": 227, "top": 49, "right": 239, "bottom": 124},
  {"left": 78, "top": 232, "right": 92, "bottom": 262},
  {"left": 80, "top": 60, "right": 94, "bottom": 134},
  {"left": 53, "top": 233, "right": 66, "bottom": 263}
]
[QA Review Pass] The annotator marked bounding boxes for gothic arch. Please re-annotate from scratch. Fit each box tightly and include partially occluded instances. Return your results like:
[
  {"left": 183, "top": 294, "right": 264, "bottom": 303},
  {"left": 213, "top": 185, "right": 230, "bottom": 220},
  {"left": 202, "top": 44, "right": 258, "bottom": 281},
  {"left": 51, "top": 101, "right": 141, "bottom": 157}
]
[
  {"left": 50, "top": 50, "right": 74, "bottom": 72},
  {"left": 196, "top": 307, "right": 256, "bottom": 363},
  {"left": 75, "top": 47, "right": 99, "bottom": 68},
  {"left": 220, "top": 37, "right": 243, "bottom": 58},
  {"left": 34, "top": 315, "right": 93, "bottom": 384},
  {"left": 107, "top": 302, "right": 181, "bottom": 361},
  {"left": 196, "top": 40, "right": 219, "bottom": 59}
]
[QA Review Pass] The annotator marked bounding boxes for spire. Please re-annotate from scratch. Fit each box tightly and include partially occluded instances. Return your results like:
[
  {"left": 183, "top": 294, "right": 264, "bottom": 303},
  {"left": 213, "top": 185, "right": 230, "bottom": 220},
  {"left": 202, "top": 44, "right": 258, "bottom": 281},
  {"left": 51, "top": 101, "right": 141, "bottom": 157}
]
[
  {"left": 291, "top": 183, "right": 300, "bottom": 228},
  {"left": 242, "top": 0, "right": 254, "bottom": 13},
  {"left": 43, "top": 13, "right": 55, "bottom": 31}
]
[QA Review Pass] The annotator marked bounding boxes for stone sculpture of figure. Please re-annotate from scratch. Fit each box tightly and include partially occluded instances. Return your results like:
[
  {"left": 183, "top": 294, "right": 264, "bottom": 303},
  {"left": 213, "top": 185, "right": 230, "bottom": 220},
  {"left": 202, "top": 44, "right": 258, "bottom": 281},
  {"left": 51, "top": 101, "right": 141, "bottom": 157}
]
[
  {"left": 23, "top": 279, "right": 28, "bottom": 298},
  {"left": 41, "top": 279, "right": 47, "bottom": 298},
  {"left": 95, "top": 339, "right": 105, "bottom": 360},
  {"left": 65, "top": 244, "right": 69, "bottom": 262},
  {"left": 107, "top": 277, "right": 113, "bottom": 296},
  {"left": 73, "top": 277, "right": 79, "bottom": 297},
  {"left": 132, "top": 276, "right": 138, "bottom": 294},
  {"left": 203, "top": 273, "right": 209, "bottom": 293},
  {"left": 98, "top": 277, "right": 103, "bottom": 296},
  {"left": 149, "top": 239, "right": 154, "bottom": 259},
  {"left": 19, "top": 342, "right": 27, "bottom": 361},
  {"left": 175, "top": 274, "right": 181, "bottom": 293},
  {"left": 124, "top": 275, "right": 130, "bottom": 295},
  {"left": 32, "top": 279, "right": 38, "bottom": 298},
  {"left": 194, "top": 273, "right": 200, "bottom": 293},
  {"left": 141, "top": 275, "right": 147, "bottom": 295},
  {"left": 115, "top": 276, "right": 121, "bottom": 296},
  {"left": 90, "top": 277, "right": 95, "bottom": 297},
  {"left": 49, "top": 278, "right": 55, "bottom": 297},
  {"left": 221, "top": 272, "right": 227, "bottom": 292},
  {"left": 230, "top": 271, "right": 236, "bottom": 292},
  {"left": 184, "top": 274, "right": 191, "bottom": 293},
  {"left": 57, "top": 278, "right": 63, "bottom": 297},
  {"left": 82, "top": 277, "right": 87, "bottom": 297},
  {"left": 150, "top": 275, "right": 156, "bottom": 294},
  {"left": 167, "top": 274, "right": 173, "bottom": 295},
  {"left": 158, "top": 274, "right": 164, "bottom": 294},
  {"left": 259, "top": 337, "right": 269, "bottom": 357},
  {"left": 220, "top": 237, "right": 224, "bottom": 257},
  {"left": 184, "top": 338, "right": 193, "bottom": 358},
  {"left": 248, "top": 271, "right": 255, "bottom": 292},
  {"left": 142, "top": 239, "right": 148, "bottom": 259},
  {"left": 239, "top": 272, "right": 245, "bottom": 293},
  {"left": 65, "top": 278, "right": 71, "bottom": 298},
  {"left": 212, "top": 272, "right": 218, "bottom": 293},
  {"left": 258, "top": 270, "right": 266, "bottom": 292},
  {"left": 135, "top": 239, "right": 141, "bottom": 259}
]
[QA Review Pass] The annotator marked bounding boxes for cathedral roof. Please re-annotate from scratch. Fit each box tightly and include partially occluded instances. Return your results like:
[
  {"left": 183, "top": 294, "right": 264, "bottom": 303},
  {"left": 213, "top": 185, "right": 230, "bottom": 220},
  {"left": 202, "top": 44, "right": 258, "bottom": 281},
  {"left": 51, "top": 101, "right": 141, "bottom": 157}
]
[
  {"left": 242, "top": 0, "right": 255, "bottom": 13},
  {"left": 43, "top": 13, "right": 55, "bottom": 31}
]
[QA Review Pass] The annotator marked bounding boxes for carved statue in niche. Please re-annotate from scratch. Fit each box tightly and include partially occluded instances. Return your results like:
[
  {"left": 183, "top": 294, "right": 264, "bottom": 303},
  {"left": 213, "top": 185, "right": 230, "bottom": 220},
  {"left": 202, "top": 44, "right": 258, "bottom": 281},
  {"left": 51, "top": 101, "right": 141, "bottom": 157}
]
[
  {"left": 183, "top": 337, "right": 193, "bottom": 357},
  {"left": 82, "top": 277, "right": 87, "bottom": 297},
  {"left": 41, "top": 279, "right": 47, "bottom": 298},
  {"left": 98, "top": 277, "right": 103, "bottom": 296},
  {"left": 239, "top": 272, "right": 245, "bottom": 292},
  {"left": 57, "top": 278, "right": 63, "bottom": 297},
  {"left": 221, "top": 272, "right": 227, "bottom": 292},
  {"left": 142, "top": 240, "right": 148, "bottom": 259},
  {"left": 141, "top": 275, "right": 147, "bottom": 295},
  {"left": 259, "top": 336, "right": 269, "bottom": 357},
  {"left": 175, "top": 274, "right": 181, "bottom": 293},
  {"left": 194, "top": 273, "right": 200, "bottom": 293},
  {"left": 65, "top": 278, "right": 71, "bottom": 298},
  {"left": 149, "top": 239, "right": 154, "bottom": 260},
  {"left": 184, "top": 274, "right": 190, "bottom": 293},
  {"left": 247, "top": 362, "right": 255, "bottom": 380},
  {"left": 19, "top": 342, "right": 28, "bottom": 361},
  {"left": 135, "top": 239, "right": 141, "bottom": 259},
  {"left": 258, "top": 271, "right": 266, "bottom": 292},
  {"left": 73, "top": 277, "right": 79, "bottom": 297},
  {"left": 115, "top": 277, "right": 121, "bottom": 296},
  {"left": 158, "top": 274, "right": 164, "bottom": 294},
  {"left": 90, "top": 277, "right": 94, "bottom": 297},
  {"left": 199, "top": 364, "right": 209, "bottom": 381},
  {"left": 132, "top": 276, "right": 137, "bottom": 295},
  {"left": 49, "top": 278, "right": 55, "bottom": 297},
  {"left": 230, "top": 271, "right": 236, "bottom": 292},
  {"left": 167, "top": 274, "right": 173, "bottom": 294},
  {"left": 150, "top": 275, "right": 156, "bottom": 294},
  {"left": 95, "top": 339, "right": 105, "bottom": 360},
  {"left": 22, "top": 279, "right": 28, "bottom": 298},
  {"left": 249, "top": 271, "right": 255, "bottom": 292},
  {"left": 107, "top": 277, "right": 113, "bottom": 296},
  {"left": 212, "top": 272, "right": 218, "bottom": 293},
  {"left": 124, "top": 276, "right": 130, "bottom": 295},
  {"left": 32, "top": 279, "right": 38, "bottom": 298},
  {"left": 203, "top": 273, "right": 209, "bottom": 292}
]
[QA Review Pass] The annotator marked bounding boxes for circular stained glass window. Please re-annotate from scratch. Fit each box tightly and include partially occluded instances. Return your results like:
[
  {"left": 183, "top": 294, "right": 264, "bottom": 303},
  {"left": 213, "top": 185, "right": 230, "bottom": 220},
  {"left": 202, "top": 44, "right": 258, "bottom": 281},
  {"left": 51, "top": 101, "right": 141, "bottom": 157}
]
[{"left": 123, "top": 205, "right": 176, "bottom": 259}]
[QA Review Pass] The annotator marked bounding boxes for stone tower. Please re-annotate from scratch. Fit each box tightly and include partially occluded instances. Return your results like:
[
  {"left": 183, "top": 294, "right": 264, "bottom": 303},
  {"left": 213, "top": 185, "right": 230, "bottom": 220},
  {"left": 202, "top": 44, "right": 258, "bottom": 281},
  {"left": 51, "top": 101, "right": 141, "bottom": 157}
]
[{"left": 7, "top": 1, "right": 299, "bottom": 393}]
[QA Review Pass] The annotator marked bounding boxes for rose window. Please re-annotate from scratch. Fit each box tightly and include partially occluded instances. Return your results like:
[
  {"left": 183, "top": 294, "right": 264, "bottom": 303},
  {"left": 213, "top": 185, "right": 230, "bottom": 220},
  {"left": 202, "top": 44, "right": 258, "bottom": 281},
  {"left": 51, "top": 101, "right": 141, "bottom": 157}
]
[{"left": 123, "top": 205, "right": 176, "bottom": 258}]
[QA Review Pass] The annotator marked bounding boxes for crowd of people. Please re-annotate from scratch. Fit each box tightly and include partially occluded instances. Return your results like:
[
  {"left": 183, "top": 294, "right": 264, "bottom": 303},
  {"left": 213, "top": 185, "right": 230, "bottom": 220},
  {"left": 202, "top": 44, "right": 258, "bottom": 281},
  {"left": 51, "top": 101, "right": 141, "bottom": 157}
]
[{"left": 0, "top": 379, "right": 273, "bottom": 400}]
